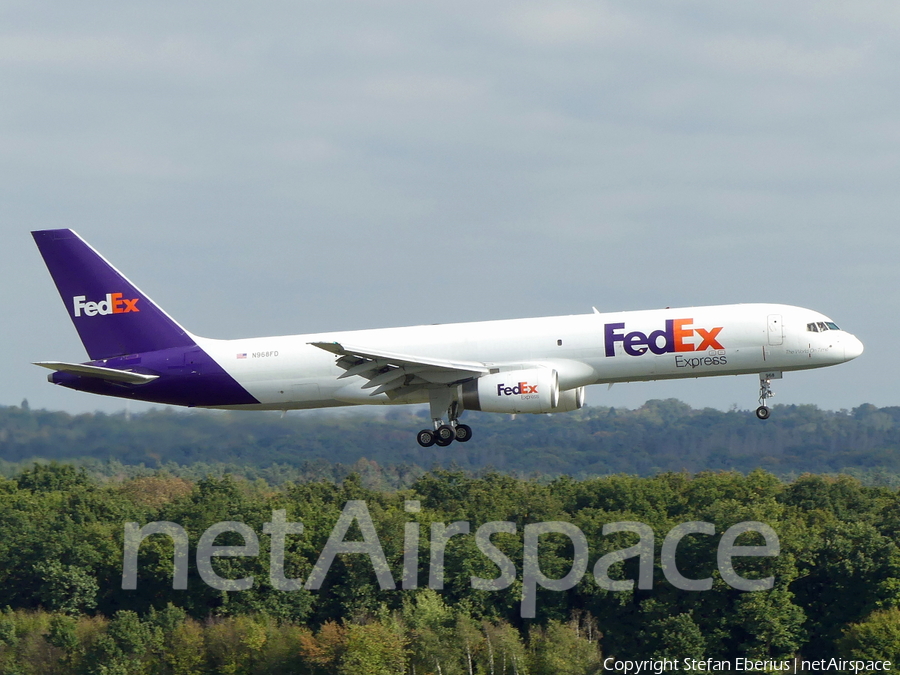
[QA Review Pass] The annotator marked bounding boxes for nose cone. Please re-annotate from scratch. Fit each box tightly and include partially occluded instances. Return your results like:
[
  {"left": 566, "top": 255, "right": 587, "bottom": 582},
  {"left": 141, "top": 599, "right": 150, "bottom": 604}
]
[{"left": 844, "top": 334, "right": 864, "bottom": 361}]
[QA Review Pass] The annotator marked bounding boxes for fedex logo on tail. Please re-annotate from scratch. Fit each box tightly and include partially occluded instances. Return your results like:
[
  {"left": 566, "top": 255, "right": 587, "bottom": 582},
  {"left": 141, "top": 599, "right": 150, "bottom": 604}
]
[
  {"left": 73, "top": 293, "right": 140, "bottom": 318},
  {"left": 605, "top": 319, "right": 723, "bottom": 357}
]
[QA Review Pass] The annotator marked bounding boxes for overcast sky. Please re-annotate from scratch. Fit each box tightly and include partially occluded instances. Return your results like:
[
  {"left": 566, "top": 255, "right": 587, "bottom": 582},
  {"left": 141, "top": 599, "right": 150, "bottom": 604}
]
[{"left": 2, "top": 1, "right": 897, "bottom": 416}]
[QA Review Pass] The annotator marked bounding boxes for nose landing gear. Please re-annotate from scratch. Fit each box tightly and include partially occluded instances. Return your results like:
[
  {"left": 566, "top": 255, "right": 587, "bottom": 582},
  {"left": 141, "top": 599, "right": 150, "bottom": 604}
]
[{"left": 756, "top": 371, "right": 781, "bottom": 420}]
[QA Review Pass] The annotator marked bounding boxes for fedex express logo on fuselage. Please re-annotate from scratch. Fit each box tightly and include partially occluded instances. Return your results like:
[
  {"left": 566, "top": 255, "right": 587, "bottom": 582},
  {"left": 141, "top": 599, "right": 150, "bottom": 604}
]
[
  {"left": 604, "top": 318, "right": 723, "bottom": 357},
  {"left": 73, "top": 293, "right": 140, "bottom": 317}
]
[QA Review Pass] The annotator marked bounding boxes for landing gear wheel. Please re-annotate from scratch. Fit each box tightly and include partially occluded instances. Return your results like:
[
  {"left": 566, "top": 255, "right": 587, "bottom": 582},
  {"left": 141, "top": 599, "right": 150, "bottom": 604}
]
[
  {"left": 417, "top": 429, "right": 436, "bottom": 447},
  {"left": 454, "top": 424, "right": 473, "bottom": 442},
  {"left": 435, "top": 425, "right": 456, "bottom": 446},
  {"left": 756, "top": 406, "right": 770, "bottom": 420}
]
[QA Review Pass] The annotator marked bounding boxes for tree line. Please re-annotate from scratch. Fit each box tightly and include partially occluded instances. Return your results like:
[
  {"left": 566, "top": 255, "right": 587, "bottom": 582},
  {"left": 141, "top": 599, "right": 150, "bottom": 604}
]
[{"left": 2, "top": 400, "right": 900, "bottom": 481}]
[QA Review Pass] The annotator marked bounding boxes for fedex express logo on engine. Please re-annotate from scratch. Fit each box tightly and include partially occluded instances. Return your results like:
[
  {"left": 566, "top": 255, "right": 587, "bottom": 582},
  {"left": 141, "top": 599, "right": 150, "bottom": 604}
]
[
  {"left": 497, "top": 382, "right": 538, "bottom": 396},
  {"left": 73, "top": 293, "right": 140, "bottom": 317},
  {"left": 605, "top": 319, "right": 723, "bottom": 357}
]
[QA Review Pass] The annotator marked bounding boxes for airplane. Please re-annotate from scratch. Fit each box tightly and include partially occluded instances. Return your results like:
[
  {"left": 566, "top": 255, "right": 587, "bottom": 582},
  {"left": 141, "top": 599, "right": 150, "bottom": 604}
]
[{"left": 32, "top": 229, "right": 864, "bottom": 447}]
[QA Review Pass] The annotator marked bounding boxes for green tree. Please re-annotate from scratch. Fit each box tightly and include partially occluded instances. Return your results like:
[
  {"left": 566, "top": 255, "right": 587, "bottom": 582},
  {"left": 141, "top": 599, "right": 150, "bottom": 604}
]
[
  {"left": 638, "top": 609, "right": 706, "bottom": 660},
  {"left": 454, "top": 614, "right": 484, "bottom": 675},
  {"left": 47, "top": 613, "right": 81, "bottom": 670},
  {"left": 16, "top": 463, "right": 91, "bottom": 493},
  {"left": 793, "top": 520, "right": 900, "bottom": 655},
  {"left": 838, "top": 607, "right": 900, "bottom": 662},
  {"left": 79, "top": 610, "right": 159, "bottom": 675},
  {"left": 483, "top": 620, "right": 526, "bottom": 675},
  {"left": 34, "top": 561, "right": 99, "bottom": 616},
  {"left": 528, "top": 618, "right": 602, "bottom": 675},
  {"left": 165, "top": 619, "right": 206, "bottom": 675},
  {"left": 338, "top": 621, "right": 406, "bottom": 675},
  {"left": 203, "top": 615, "right": 271, "bottom": 675},
  {"left": 733, "top": 589, "right": 806, "bottom": 658},
  {"left": 402, "top": 589, "right": 459, "bottom": 675}
]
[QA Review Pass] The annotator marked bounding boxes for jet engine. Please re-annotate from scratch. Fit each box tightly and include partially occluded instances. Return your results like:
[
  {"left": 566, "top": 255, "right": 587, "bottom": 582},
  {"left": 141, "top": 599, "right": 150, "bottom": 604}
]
[
  {"left": 552, "top": 386, "right": 585, "bottom": 412},
  {"left": 461, "top": 368, "right": 559, "bottom": 413}
]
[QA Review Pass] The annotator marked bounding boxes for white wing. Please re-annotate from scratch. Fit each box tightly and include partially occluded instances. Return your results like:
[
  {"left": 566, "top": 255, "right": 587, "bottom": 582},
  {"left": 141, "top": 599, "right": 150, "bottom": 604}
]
[{"left": 308, "top": 341, "right": 489, "bottom": 398}]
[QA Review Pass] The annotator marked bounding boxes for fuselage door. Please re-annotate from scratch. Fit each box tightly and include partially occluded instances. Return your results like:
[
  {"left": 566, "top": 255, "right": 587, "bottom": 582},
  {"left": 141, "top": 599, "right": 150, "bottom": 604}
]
[{"left": 767, "top": 314, "right": 783, "bottom": 346}]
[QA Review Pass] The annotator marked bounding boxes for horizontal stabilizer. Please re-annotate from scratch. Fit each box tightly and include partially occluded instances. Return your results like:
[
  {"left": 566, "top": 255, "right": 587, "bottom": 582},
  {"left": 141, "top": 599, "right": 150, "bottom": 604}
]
[{"left": 33, "top": 361, "right": 160, "bottom": 385}]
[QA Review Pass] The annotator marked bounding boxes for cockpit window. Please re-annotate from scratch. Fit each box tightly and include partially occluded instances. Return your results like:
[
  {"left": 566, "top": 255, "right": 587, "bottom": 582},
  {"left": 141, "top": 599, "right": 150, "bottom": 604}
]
[
  {"left": 807, "top": 321, "right": 841, "bottom": 332},
  {"left": 826, "top": 322, "right": 840, "bottom": 330}
]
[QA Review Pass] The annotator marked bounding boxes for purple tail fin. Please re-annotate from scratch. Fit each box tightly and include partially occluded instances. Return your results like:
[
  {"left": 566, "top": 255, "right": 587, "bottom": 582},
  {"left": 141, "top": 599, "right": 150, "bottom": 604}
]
[{"left": 32, "top": 229, "right": 196, "bottom": 360}]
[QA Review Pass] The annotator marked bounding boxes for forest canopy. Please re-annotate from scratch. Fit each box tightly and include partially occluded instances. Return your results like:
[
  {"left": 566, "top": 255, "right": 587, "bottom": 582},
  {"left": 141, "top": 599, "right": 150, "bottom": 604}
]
[
  {"left": 2, "top": 402, "right": 900, "bottom": 670},
  {"left": 0, "top": 465, "right": 899, "bottom": 670}
]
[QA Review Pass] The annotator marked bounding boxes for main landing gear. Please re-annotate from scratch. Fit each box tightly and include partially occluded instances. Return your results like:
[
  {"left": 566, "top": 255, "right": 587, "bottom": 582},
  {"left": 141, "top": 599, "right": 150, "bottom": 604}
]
[
  {"left": 416, "top": 422, "right": 473, "bottom": 447},
  {"left": 756, "top": 371, "right": 781, "bottom": 420},
  {"left": 417, "top": 394, "right": 472, "bottom": 447}
]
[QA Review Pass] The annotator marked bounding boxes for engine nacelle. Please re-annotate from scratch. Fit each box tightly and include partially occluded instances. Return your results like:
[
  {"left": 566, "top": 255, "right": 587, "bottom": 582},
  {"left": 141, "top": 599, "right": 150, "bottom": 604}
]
[
  {"left": 549, "top": 386, "right": 585, "bottom": 413},
  {"left": 461, "top": 368, "right": 559, "bottom": 414}
]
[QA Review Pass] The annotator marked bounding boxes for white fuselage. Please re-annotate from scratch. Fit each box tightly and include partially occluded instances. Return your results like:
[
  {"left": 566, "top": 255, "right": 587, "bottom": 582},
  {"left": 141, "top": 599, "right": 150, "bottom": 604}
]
[{"left": 195, "top": 303, "right": 863, "bottom": 411}]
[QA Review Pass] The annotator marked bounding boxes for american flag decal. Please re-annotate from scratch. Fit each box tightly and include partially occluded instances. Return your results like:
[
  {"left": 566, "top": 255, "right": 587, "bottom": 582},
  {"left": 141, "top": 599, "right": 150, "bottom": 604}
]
[{"left": 236, "top": 353, "right": 247, "bottom": 359}]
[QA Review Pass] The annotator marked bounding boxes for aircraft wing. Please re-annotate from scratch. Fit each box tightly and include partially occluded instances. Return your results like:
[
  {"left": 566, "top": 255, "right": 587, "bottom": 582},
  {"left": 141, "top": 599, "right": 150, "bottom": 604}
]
[
  {"left": 309, "top": 341, "right": 489, "bottom": 397},
  {"left": 34, "top": 361, "right": 160, "bottom": 385}
]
